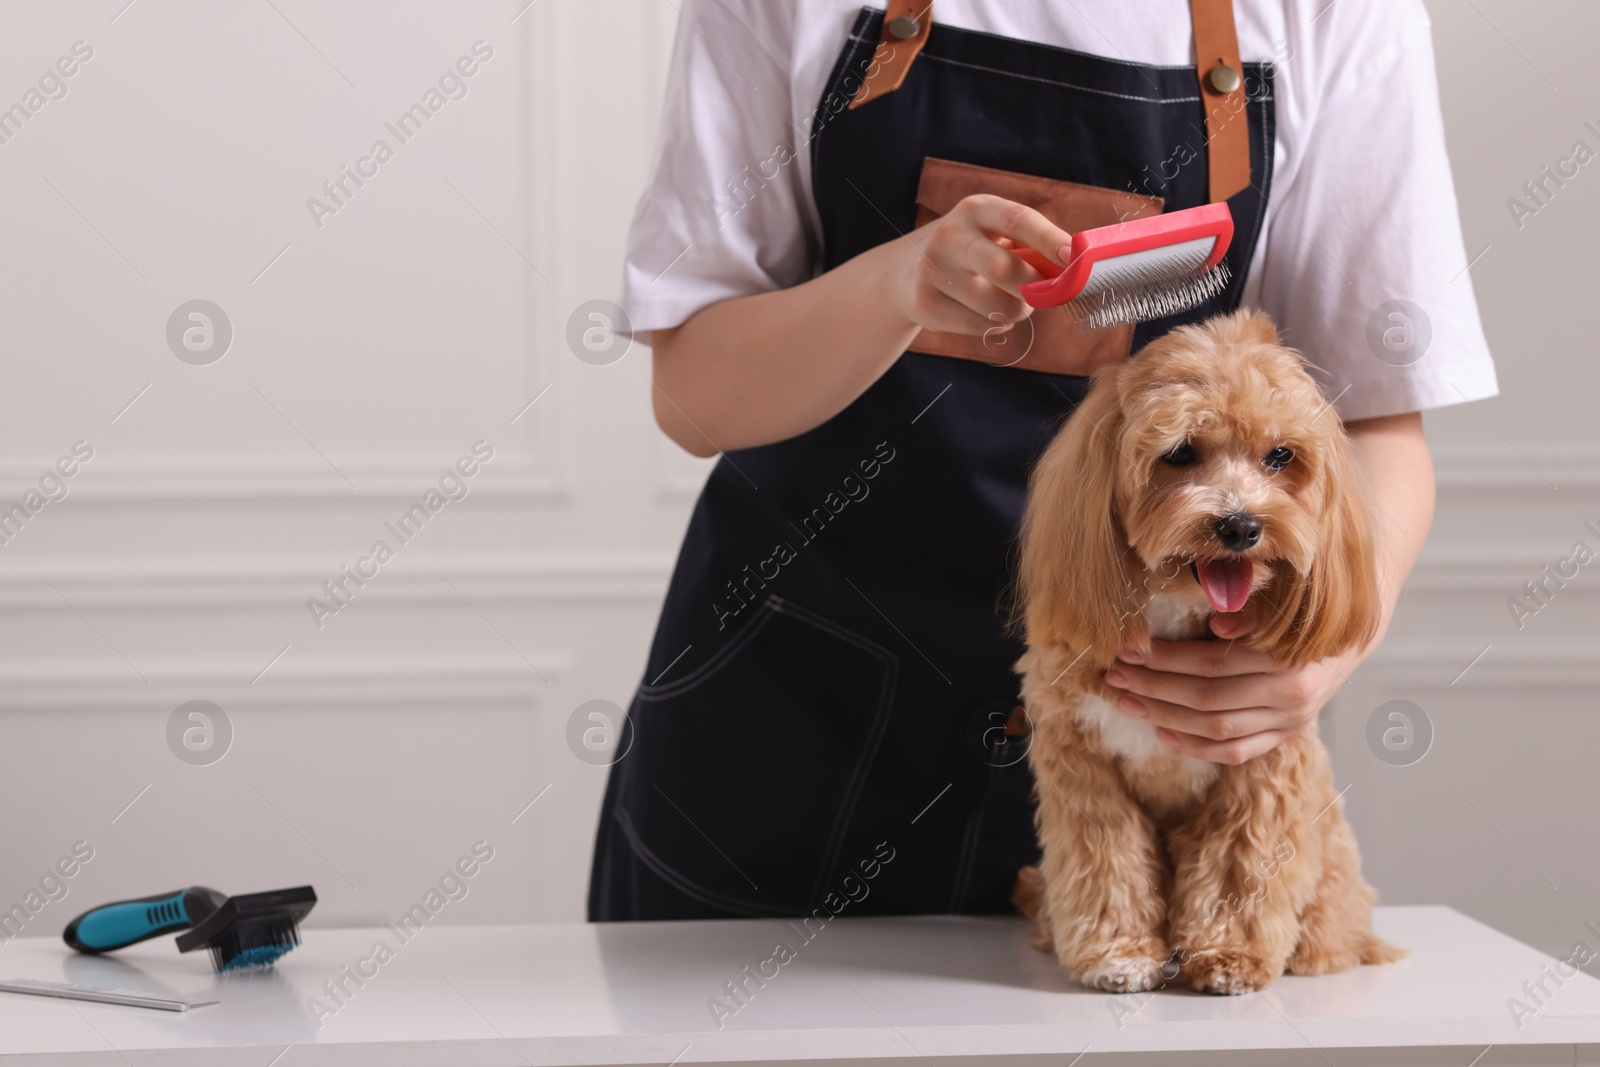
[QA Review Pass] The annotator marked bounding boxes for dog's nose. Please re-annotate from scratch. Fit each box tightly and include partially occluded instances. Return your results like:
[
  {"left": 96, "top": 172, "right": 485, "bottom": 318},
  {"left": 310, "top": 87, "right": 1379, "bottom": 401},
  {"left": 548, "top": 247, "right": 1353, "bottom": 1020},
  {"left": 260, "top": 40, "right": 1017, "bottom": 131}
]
[{"left": 1213, "top": 512, "right": 1262, "bottom": 552}]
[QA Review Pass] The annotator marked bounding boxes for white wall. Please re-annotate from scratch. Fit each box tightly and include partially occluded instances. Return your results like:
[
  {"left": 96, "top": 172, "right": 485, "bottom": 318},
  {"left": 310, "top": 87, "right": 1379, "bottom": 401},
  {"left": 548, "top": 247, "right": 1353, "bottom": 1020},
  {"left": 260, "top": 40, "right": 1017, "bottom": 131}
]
[
  {"left": 0, "top": 0, "right": 1595, "bottom": 967},
  {"left": 0, "top": 0, "right": 703, "bottom": 934},
  {"left": 1335, "top": 0, "right": 1600, "bottom": 963}
]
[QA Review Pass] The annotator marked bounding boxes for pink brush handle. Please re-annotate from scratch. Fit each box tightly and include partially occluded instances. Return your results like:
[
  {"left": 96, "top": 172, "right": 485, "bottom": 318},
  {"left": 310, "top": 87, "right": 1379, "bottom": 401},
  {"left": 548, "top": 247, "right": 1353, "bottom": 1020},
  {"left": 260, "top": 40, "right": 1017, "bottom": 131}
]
[{"left": 1014, "top": 203, "right": 1234, "bottom": 309}]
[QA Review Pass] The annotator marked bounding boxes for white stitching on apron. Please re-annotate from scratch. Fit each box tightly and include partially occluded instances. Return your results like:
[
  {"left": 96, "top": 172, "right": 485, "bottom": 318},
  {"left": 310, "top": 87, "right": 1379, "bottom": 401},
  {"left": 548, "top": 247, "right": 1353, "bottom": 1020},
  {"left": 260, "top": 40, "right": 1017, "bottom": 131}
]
[{"left": 919, "top": 52, "right": 1203, "bottom": 103}]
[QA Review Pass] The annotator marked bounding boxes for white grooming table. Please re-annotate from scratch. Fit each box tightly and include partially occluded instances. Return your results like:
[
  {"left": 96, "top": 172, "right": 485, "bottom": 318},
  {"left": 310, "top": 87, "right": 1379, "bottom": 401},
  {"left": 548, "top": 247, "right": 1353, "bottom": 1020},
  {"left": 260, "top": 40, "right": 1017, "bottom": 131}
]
[{"left": 0, "top": 907, "right": 1596, "bottom": 1065}]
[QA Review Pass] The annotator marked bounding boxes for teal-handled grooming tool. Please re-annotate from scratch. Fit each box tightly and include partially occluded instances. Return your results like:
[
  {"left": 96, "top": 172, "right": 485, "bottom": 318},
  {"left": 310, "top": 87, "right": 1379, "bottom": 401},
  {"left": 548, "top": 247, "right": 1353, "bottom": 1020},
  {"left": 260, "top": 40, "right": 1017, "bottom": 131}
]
[
  {"left": 63, "top": 885, "right": 316, "bottom": 972},
  {"left": 63, "top": 887, "right": 223, "bottom": 953}
]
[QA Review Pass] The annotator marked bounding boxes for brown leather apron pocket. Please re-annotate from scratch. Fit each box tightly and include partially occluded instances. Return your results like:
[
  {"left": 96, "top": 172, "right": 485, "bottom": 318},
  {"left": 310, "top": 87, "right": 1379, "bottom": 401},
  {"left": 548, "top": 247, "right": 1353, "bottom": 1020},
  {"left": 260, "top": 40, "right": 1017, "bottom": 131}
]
[{"left": 910, "top": 157, "right": 1164, "bottom": 377}]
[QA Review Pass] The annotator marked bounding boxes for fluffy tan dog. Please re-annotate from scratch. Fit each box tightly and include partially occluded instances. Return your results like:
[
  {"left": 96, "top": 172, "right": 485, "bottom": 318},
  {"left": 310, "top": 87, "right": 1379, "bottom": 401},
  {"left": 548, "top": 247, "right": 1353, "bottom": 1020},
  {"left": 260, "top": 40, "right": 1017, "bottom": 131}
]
[{"left": 1013, "top": 309, "right": 1402, "bottom": 995}]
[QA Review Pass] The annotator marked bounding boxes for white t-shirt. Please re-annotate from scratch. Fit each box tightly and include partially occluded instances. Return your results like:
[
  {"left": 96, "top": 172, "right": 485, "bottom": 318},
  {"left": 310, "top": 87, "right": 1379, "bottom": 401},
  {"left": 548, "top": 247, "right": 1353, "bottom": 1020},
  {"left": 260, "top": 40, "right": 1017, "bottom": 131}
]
[{"left": 621, "top": 0, "right": 1498, "bottom": 422}]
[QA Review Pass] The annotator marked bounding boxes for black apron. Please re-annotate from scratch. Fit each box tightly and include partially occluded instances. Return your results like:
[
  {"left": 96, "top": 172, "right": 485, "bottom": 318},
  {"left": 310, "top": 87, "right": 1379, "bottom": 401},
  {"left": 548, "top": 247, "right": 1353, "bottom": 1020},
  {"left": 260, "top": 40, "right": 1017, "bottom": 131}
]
[{"left": 589, "top": 7, "right": 1275, "bottom": 921}]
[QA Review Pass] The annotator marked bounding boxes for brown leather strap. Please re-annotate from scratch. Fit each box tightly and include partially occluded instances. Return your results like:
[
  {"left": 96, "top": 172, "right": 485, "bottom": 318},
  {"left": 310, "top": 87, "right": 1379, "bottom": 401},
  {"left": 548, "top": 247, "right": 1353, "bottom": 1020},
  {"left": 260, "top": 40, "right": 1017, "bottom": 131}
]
[
  {"left": 849, "top": 0, "right": 933, "bottom": 109},
  {"left": 1189, "top": 0, "right": 1252, "bottom": 202},
  {"left": 852, "top": 0, "right": 1253, "bottom": 205}
]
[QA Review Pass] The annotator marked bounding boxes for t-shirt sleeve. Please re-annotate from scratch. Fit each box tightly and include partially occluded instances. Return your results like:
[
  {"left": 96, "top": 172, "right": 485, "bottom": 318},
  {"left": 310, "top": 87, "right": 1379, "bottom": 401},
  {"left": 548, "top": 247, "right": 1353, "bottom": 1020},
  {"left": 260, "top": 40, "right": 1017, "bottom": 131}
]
[
  {"left": 619, "top": 0, "right": 817, "bottom": 339},
  {"left": 1250, "top": 0, "right": 1498, "bottom": 421}
]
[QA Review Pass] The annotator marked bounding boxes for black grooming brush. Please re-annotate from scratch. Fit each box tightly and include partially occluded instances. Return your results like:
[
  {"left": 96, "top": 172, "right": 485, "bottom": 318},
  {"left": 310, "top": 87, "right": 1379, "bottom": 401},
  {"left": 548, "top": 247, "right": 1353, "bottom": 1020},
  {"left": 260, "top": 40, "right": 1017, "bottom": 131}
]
[
  {"left": 176, "top": 886, "right": 317, "bottom": 971},
  {"left": 65, "top": 885, "right": 316, "bottom": 972}
]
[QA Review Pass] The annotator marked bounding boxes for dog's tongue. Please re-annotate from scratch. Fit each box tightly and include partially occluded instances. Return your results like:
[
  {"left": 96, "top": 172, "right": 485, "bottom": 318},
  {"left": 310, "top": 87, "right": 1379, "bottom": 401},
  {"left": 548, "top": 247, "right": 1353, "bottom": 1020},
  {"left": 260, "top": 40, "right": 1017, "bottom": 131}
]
[{"left": 1196, "top": 558, "right": 1254, "bottom": 613}]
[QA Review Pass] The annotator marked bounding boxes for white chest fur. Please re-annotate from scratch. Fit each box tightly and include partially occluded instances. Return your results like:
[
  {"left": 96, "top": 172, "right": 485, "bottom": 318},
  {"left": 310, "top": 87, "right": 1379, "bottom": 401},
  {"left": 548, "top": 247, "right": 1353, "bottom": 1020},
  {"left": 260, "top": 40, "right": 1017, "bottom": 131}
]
[
  {"left": 1072, "top": 593, "right": 1218, "bottom": 793},
  {"left": 1142, "top": 593, "right": 1211, "bottom": 643}
]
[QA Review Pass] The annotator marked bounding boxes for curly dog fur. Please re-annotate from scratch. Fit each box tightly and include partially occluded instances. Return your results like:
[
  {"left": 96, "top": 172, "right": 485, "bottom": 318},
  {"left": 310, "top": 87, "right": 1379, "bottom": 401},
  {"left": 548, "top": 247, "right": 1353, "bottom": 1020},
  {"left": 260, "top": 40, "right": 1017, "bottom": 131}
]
[{"left": 1013, "top": 309, "right": 1403, "bottom": 995}]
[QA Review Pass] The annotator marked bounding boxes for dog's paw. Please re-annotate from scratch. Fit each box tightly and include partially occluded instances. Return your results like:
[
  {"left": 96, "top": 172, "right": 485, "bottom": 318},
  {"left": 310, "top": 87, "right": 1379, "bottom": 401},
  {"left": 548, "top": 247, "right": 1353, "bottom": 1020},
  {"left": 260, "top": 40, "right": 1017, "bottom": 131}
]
[
  {"left": 1285, "top": 941, "right": 1361, "bottom": 977},
  {"left": 1182, "top": 949, "right": 1278, "bottom": 995},
  {"left": 1075, "top": 953, "right": 1170, "bottom": 994}
]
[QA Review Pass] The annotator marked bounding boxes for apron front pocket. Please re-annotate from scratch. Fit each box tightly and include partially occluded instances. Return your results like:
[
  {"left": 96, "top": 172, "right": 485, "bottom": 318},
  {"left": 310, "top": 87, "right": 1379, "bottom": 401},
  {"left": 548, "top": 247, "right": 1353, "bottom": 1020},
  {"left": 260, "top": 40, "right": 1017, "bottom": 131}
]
[
  {"left": 909, "top": 157, "right": 1163, "bottom": 377},
  {"left": 614, "top": 595, "right": 898, "bottom": 916}
]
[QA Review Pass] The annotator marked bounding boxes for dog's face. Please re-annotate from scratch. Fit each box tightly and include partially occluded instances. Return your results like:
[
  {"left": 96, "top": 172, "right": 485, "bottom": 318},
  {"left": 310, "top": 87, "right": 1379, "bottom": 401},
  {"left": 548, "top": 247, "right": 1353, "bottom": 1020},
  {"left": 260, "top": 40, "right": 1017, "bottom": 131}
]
[
  {"left": 1115, "top": 314, "right": 1336, "bottom": 617},
  {"left": 1019, "top": 310, "right": 1379, "bottom": 669}
]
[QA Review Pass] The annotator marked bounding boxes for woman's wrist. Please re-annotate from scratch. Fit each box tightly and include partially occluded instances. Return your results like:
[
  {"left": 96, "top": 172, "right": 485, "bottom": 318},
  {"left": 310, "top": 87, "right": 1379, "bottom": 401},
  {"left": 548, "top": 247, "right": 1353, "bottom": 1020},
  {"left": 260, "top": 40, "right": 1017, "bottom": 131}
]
[{"left": 848, "top": 237, "right": 925, "bottom": 339}]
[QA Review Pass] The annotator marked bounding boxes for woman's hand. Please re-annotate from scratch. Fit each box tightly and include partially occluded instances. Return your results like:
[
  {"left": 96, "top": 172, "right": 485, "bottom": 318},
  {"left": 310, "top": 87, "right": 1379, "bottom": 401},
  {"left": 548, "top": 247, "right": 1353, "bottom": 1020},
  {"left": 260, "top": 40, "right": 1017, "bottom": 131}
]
[
  {"left": 652, "top": 194, "right": 1072, "bottom": 455},
  {"left": 1098, "top": 413, "right": 1435, "bottom": 765},
  {"left": 883, "top": 194, "right": 1071, "bottom": 337},
  {"left": 1102, "top": 604, "right": 1352, "bottom": 765}
]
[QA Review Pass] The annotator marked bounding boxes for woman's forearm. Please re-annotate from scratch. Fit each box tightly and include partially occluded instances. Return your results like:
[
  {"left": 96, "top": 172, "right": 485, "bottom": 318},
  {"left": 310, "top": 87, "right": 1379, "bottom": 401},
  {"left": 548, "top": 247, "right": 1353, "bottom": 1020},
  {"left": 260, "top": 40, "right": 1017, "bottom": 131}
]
[
  {"left": 1345, "top": 411, "right": 1436, "bottom": 652},
  {"left": 650, "top": 240, "right": 919, "bottom": 456},
  {"left": 649, "top": 195, "right": 1073, "bottom": 456}
]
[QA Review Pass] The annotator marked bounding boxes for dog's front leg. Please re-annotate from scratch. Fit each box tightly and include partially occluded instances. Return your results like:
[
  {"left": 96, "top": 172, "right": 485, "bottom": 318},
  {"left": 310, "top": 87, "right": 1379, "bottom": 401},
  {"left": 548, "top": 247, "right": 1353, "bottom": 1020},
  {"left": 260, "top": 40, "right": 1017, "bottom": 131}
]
[
  {"left": 1029, "top": 712, "right": 1170, "bottom": 993},
  {"left": 1165, "top": 734, "right": 1326, "bottom": 994}
]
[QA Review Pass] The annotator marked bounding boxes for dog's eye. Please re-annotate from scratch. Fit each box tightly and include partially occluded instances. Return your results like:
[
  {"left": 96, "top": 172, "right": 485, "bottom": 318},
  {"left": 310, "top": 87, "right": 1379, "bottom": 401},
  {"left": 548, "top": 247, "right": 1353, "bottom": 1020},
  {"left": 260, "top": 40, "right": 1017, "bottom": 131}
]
[
  {"left": 1264, "top": 446, "right": 1295, "bottom": 471},
  {"left": 1160, "top": 442, "right": 1197, "bottom": 467}
]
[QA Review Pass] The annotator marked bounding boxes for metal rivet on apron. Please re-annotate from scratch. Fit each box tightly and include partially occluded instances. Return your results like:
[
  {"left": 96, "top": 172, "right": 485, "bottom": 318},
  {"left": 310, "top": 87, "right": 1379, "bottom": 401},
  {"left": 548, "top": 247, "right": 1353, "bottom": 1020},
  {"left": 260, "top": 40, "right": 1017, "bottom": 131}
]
[
  {"left": 888, "top": 15, "right": 920, "bottom": 40},
  {"left": 1206, "top": 61, "right": 1241, "bottom": 94}
]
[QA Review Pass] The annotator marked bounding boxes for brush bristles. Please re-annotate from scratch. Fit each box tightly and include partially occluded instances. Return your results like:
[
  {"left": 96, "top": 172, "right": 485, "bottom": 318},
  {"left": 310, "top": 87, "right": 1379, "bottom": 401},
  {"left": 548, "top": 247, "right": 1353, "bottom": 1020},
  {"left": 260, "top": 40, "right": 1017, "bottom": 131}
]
[
  {"left": 210, "top": 919, "right": 302, "bottom": 972},
  {"left": 1067, "top": 258, "right": 1233, "bottom": 331}
]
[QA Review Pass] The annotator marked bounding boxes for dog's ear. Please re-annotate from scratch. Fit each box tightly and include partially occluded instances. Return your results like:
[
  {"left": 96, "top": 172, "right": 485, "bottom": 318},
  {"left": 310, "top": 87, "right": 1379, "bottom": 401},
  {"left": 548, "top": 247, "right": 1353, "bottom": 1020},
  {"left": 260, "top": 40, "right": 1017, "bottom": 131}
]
[
  {"left": 1016, "top": 367, "right": 1144, "bottom": 664},
  {"left": 1254, "top": 431, "right": 1381, "bottom": 667}
]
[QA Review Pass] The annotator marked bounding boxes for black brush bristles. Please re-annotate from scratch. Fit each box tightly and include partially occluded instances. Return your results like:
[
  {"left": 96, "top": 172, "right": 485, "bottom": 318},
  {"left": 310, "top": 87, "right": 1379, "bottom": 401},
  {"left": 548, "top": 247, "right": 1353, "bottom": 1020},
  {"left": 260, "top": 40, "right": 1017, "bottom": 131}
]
[
  {"left": 175, "top": 885, "right": 317, "bottom": 973},
  {"left": 209, "top": 917, "right": 304, "bottom": 972}
]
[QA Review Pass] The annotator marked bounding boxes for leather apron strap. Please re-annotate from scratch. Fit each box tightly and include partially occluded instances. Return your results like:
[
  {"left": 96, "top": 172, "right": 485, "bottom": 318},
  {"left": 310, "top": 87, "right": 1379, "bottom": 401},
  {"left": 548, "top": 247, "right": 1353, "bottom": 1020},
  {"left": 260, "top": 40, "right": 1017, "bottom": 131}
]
[
  {"left": 1189, "top": 0, "right": 1253, "bottom": 202},
  {"left": 848, "top": 0, "right": 933, "bottom": 109},
  {"left": 850, "top": 1, "right": 1252, "bottom": 202}
]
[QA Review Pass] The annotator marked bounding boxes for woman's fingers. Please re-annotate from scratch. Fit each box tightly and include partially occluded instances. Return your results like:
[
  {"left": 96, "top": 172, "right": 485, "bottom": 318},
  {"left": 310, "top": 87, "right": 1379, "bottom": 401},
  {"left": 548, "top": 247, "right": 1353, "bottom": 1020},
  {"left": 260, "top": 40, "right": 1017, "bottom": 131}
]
[
  {"left": 908, "top": 253, "right": 1029, "bottom": 331},
  {"left": 963, "top": 233, "right": 1044, "bottom": 295},
  {"left": 891, "top": 194, "right": 1065, "bottom": 334},
  {"left": 1104, "top": 660, "right": 1272, "bottom": 713},
  {"left": 1112, "top": 690, "right": 1283, "bottom": 744},
  {"left": 961, "top": 195, "right": 1073, "bottom": 265},
  {"left": 1104, "top": 642, "right": 1337, "bottom": 766},
  {"left": 1155, "top": 727, "right": 1291, "bottom": 766}
]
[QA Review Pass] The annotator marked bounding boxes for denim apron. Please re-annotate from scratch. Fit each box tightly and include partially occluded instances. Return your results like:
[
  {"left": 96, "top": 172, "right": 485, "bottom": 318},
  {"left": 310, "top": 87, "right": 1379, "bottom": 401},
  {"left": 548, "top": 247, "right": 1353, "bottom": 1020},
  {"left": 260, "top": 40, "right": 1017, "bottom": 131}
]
[{"left": 590, "top": 5, "right": 1275, "bottom": 920}]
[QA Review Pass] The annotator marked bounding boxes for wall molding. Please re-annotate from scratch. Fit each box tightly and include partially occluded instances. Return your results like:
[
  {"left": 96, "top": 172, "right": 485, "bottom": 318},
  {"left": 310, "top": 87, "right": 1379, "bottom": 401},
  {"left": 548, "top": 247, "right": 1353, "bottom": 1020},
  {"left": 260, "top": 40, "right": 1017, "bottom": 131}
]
[
  {"left": 0, "top": 652, "right": 572, "bottom": 710},
  {"left": 3, "top": 545, "right": 1594, "bottom": 608},
  {"left": 2, "top": 454, "right": 1590, "bottom": 589},
  {"left": 1407, "top": 548, "right": 1600, "bottom": 591},
  {"left": 0, "top": 455, "right": 563, "bottom": 502},
  {"left": 2, "top": 436, "right": 1589, "bottom": 504},
  {"left": 0, "top": 552, "right": 678, "bottom": 608},
  {"left": 1430, "top": 443, "right": 1600, "bottom": 490},
  {"left": 1368, "top": 641, "right": 1600, "bottom": 692}
]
